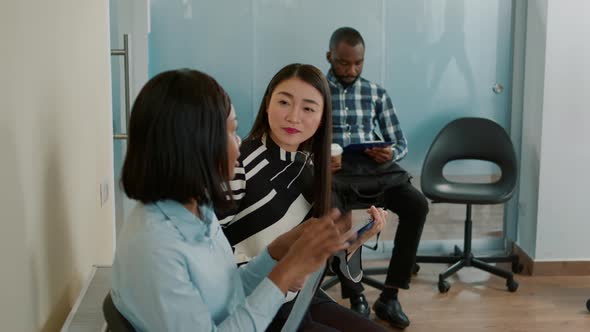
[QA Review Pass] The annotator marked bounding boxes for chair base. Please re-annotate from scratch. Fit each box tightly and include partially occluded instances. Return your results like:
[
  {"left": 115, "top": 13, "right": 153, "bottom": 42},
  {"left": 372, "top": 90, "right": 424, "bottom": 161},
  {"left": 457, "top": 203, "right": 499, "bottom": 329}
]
[
  {"left": 321, "top": 266, "right": 414, "bottom": 292},
  {"left": 320, "top": 204, "right": 522, "bottom": 294},
  {"left": 416, "top": 245, "right": 520, "bottom": 293},
  {"left": 321, "top": 267, "right": 389, "bottom": 291},
  {"left": 356, "top": 265, "right": 421, "bottom": 291},
  {"left": 416, "top": 203, "right": 521, "bottom": 293},
  {"left": 359, "top": 268, "right": 388, "bottom": 291},
  {"left": 320, "top": 250, "right": 521, "bottom": 293},
  {"left": 321, "top": 273, "right": 340, "bottom": 290}
]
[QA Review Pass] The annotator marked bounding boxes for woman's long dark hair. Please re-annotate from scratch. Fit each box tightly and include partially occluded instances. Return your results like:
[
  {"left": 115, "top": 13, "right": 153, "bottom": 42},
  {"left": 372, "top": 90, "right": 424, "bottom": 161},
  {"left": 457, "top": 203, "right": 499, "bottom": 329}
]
[
  {"left": 247, "top": 64, "right": 333, "bottom": 217},
  {"left": 121, "top": 69, "right": 233, "bottom": 210}
]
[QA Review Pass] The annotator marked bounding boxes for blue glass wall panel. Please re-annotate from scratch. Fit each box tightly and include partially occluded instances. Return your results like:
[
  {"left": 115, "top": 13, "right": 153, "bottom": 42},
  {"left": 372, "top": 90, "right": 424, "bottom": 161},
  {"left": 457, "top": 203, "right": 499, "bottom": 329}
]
[{"left": 148, "top": 0, "right": 514, "bottom": 174}]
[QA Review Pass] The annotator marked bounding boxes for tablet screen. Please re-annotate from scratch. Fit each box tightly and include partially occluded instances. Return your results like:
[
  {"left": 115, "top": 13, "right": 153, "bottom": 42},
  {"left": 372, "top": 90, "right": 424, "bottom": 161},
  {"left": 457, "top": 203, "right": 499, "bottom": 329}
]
[{"left": 281, "top": 266, "right": 325, "bottom": 332}]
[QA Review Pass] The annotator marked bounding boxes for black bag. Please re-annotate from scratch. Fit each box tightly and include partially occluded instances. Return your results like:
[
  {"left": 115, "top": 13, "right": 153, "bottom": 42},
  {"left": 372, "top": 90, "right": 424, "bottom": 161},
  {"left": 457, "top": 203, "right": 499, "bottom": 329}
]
[
  {"left": 332, "top": 151, "right": 410, "bottom": 210},
  {"left": 329, "top": 151, "right": 411, "bottom": 281}
]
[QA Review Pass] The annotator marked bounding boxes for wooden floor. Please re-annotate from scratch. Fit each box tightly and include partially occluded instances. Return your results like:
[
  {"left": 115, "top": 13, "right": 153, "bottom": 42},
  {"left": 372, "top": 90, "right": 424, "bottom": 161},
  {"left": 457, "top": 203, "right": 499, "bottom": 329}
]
[
  {"left": 336, "top": 178, "right": 590, "bottom": 331},
  {"left": 69, "top": 267, "right": 590, "bottom": 332},
  {"left": 324, "top": 262, "right": 590, "bottom": 331}
]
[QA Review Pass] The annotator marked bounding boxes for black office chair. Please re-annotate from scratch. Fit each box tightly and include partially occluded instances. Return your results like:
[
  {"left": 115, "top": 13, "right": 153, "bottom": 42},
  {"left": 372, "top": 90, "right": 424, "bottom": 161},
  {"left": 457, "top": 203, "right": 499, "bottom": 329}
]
[
  {"left": 103, "top": 293, "right": 136, "bottom": 332},
  {"left": 415, "top": 117, "right": 520, "bottom": 293},
  {"left": 586, "top": 298, "right": 590, "bottom": 312}
]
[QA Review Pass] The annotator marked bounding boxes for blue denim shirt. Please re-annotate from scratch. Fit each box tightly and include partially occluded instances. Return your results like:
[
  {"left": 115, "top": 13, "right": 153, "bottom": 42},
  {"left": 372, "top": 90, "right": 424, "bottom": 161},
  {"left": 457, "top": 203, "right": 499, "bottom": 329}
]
[{"left": 111, "top": 200, "right": 285, "bottom": 331}]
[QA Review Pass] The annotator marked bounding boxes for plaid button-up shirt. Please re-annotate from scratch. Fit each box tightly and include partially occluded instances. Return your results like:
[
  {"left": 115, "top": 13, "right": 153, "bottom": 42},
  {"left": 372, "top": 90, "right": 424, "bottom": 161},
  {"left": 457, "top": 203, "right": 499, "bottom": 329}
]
[{"left": 327, "top": 70, "right": 408, "bottom": 161}]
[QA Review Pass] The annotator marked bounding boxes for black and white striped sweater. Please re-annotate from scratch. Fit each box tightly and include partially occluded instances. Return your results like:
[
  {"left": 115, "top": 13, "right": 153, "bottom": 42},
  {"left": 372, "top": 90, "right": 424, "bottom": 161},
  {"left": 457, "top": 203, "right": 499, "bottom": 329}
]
[{"left": 217, "top": 135, "right": 314, "bottom": 264}]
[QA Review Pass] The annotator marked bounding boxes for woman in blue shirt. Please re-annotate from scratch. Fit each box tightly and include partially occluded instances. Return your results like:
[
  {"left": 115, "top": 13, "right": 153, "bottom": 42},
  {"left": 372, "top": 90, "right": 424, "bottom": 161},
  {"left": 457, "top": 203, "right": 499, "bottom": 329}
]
[{"left": 111, "top": 69, "right": 353, "bottom": 331}]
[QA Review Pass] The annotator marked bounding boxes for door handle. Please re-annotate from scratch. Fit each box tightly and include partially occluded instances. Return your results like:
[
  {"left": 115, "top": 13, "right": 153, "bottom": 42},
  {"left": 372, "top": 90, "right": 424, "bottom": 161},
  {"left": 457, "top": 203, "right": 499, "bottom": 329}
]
[
  {"left": 492, "top": 83, "right": 504, "bottom": 94},
  {"left": 111, "top": 34, "right": 130, "bottom": 140}
]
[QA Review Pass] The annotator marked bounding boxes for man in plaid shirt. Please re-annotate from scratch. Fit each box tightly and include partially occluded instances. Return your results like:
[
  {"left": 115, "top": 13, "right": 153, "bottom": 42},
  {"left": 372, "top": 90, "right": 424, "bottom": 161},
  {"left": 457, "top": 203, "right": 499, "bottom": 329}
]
[{"left": 326, "top": 27, "right": 429, "bottom": 330}]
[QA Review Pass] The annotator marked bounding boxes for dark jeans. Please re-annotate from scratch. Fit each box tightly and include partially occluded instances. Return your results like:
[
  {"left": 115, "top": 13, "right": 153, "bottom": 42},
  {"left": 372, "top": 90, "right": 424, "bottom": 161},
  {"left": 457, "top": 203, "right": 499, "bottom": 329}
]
[{"left": 335, "top": 180, "right": 429, "bottom": 299}]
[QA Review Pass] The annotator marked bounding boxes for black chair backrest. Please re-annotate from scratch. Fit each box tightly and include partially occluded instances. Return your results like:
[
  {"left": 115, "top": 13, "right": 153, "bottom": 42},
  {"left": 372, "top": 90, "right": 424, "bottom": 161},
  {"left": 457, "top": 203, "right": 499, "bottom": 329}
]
[
  {"left": 103, "top": 293, "right": 136, "bottom": 332},
  {"left": 421, "top": 117, "right": 517, "bottom": 204}
]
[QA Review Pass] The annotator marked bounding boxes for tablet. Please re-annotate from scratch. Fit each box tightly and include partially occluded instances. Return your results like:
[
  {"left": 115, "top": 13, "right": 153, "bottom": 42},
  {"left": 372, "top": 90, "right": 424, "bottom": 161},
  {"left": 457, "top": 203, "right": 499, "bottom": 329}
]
[
  {"left": 343, "top": 141, "right": 393, "bottom": 153},
  {"left": 353, "top": 217, "right": 375, "bottom": 237},
  {"left": 281, "top": 267, "right": 325, "bottom": 332}
]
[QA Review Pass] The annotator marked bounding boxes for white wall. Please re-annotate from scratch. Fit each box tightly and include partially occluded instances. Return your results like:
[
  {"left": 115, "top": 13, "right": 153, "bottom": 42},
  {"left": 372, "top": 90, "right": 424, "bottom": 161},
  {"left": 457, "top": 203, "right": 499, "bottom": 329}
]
[
  {"left": 534, "top": 0, "right": 590, "bottom": 260},
  {"left": 0, "top": 1, "right": 115, "bottom": 331},
  {"left": 516, "top": 0, "right": 590, "bottom": 261},
  {"left": 505, "top": 0, "right": 528, "bottom": 243},
  {"left": 516, "top": 0, "right": 547, "bottom": 258}
]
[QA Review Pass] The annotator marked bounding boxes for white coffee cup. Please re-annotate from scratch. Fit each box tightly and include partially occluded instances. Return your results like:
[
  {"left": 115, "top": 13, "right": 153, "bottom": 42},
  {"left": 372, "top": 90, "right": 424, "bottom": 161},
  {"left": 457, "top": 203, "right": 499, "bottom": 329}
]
[
  {"left": 330, "top": 143, "right": 343, "bottom": 172},
  {"left": 330, "top": 143, "right": 343, "bottom": 157}
]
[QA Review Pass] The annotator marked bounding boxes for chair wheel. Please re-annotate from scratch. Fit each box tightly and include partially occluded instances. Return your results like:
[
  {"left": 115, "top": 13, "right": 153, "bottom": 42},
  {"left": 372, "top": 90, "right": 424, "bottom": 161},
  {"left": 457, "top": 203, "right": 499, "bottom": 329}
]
[
  {"left": 586, "top": 298, "right": 590, "bottom": 312},
  {"left": 511, "top": 262, "right": 524, "bottom": 273},
  {"left": 506, "top": 279, "right": 519, "bottom": 292},
  {"left": 412, "top": 263, "right": 420, "bottom": 275},
  {"left": 438, "top": 280, "right": 450, "bottom": 293}
]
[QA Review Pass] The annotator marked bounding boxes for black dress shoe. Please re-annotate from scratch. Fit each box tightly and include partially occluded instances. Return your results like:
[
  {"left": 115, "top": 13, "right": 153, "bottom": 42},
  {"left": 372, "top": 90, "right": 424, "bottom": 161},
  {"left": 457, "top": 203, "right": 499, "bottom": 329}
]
[
  {"left": 373, "top": 297, "right": 410, "bottom": 329},
  {"left": 349, "top": 294, "right": 371, "bottom": 318}
]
